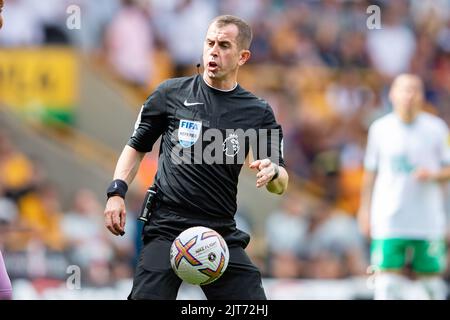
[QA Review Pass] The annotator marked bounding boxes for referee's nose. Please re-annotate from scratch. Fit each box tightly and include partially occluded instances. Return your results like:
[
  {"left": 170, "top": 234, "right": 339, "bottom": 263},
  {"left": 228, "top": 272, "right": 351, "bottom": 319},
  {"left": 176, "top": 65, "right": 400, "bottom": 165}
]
[{"left": 209, "top": 43, "right": 220, "bottom": 58}]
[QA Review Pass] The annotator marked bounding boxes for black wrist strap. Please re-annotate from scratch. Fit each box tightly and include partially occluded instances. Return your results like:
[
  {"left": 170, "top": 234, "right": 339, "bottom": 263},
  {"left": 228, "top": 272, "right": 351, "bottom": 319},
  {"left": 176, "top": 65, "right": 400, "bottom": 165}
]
[
  {"left": 106, "top": 179, "right": 128, "bottom": 199},
  {"left": 270, "top": 163, "right": 280, "bottom": 182}
]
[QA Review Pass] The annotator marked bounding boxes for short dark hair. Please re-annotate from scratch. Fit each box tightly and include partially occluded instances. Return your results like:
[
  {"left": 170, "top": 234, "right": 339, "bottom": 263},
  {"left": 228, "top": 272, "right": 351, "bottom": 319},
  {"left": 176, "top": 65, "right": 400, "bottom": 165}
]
[{"left": 210, "top": 15, "right": 253, "bottom": 50}]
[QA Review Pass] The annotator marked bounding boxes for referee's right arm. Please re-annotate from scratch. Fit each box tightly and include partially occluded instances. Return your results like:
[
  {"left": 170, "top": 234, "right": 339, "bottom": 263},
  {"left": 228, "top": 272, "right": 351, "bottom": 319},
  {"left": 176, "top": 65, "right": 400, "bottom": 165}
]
[
  {"left": 112, "top": 145, "right": 146, "bottom": 186},
  {"left": 104, "top": 146, "right": 145, "bottom": 236},
  {"left": 104, "top": 81, "right": 168, "bottom": 236}
]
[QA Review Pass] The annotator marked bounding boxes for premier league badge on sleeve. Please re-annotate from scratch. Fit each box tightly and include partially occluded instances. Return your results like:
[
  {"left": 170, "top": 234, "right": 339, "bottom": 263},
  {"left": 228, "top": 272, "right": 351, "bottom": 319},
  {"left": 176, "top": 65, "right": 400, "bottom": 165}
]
[{"left": 178, "top": 119, "right": 202, "bottom": 148}]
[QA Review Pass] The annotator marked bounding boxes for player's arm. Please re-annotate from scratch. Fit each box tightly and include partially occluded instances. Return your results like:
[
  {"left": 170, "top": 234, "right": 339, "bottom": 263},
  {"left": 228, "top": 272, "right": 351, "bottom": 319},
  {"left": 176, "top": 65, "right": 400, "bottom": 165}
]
[
  {"left": 434, "top": 166, "right": 450, "bottom": 182},
  {"left": 415, "top": 125, "right": 450, "bottom": 183},
  {"left": 414, "top": 165, "right": 450, "bottom": 183},
  {"left": 249, "top": 159, "right": 288, "bottom": 194},
  {"left": 358, "top": 169, "right": 377, "bottom": 238},
  {"left": 104, "top": 146, "right": 145, "bottom": 236},
  {"left": 358, "top": 124, "right": 379, "bottom": 238}
]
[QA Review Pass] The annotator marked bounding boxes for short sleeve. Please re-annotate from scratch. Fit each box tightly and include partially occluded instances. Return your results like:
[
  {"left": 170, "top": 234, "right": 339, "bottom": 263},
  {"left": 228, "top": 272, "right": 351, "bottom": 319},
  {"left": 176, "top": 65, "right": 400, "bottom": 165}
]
[
  {"left": 364, "top": 124, "right": 379, "bottom": 172},
  {"left": 256, "top": 103, "right": 286, "bottom": 168},
  {"left": 127, "top": 82, "right": 168, "bottom": 152}
]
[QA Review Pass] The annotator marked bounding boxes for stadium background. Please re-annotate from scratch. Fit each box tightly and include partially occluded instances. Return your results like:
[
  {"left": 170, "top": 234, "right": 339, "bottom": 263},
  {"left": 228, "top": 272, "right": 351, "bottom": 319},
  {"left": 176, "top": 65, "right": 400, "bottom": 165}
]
[{"left": 0, "top": 0, "right": 449, "bottom": 299}]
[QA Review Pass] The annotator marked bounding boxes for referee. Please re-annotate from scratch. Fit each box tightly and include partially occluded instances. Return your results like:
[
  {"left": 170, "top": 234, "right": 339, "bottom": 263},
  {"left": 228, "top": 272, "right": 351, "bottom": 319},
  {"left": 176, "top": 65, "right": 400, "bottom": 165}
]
[{"left": 104, "top": 15, "right": 288, "bottom": 300}]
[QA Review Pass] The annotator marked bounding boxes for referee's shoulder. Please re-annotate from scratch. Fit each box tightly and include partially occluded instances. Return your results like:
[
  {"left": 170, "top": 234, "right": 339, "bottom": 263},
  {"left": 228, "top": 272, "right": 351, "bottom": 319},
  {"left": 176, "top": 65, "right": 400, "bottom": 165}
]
[
  {"left": 238, "top": 85, "right": 271, "bottom": 109},
  {"left": 159, "top": 75, "right": 197, "bottom": 89}
]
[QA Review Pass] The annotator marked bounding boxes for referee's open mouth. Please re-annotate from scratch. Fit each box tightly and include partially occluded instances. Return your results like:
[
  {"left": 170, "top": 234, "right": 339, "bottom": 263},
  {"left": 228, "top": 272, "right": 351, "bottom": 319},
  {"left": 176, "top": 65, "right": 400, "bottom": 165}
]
[{"left": 208, "top": 61, "right": 219, "bottom": 72}]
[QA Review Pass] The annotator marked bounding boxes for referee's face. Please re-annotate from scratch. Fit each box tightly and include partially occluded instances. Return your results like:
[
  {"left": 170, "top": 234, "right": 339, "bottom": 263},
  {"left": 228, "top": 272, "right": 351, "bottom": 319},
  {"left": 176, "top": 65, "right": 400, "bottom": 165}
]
[{"left": 203, "top": 22, "right": 250, "bottom": 81}]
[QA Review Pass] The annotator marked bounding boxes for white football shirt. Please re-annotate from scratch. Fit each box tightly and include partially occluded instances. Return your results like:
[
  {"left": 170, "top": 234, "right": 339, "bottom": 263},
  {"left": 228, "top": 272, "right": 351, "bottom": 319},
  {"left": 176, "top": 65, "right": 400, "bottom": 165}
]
[{"left": 365, "top": 112, "right": 450, "bottom": 239}]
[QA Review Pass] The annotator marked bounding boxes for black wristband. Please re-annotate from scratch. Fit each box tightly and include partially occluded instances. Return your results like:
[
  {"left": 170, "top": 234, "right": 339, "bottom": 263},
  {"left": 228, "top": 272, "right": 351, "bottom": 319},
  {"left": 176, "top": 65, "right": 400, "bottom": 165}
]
[
  {"left": 270, "top": 163, "right": 280, "bottom": 182},
  {"left": 106, "top": 179, "right": 128, "bottom": 199}
]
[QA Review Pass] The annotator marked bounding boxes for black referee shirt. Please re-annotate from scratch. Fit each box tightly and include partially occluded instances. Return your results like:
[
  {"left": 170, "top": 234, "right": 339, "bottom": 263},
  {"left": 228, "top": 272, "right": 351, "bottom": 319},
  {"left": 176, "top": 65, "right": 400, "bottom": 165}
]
[{"left": 128, "top": 74, "right": 285, "bottom": 220}]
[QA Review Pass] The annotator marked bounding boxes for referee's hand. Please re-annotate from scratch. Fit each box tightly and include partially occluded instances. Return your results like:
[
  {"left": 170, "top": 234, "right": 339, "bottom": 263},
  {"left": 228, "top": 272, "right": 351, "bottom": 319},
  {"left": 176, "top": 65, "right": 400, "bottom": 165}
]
[
  {"left": 250, "top": 159, "right": 277, "bottom": 188},
  {"left": 104, "top": 196, "right": 126, "bottom": 236}
]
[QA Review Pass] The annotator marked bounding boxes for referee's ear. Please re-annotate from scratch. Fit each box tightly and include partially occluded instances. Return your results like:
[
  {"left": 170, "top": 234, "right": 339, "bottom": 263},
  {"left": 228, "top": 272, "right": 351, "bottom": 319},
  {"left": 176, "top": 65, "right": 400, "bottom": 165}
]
[{"left": 238, "top": 50, "right": 251, "bottom": 66}]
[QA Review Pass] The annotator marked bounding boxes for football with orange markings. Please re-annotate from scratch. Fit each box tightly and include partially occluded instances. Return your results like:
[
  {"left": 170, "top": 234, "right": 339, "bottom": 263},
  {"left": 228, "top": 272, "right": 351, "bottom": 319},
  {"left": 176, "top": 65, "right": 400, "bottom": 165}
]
[{"left": 170, "top": 226, "right": 229, "bottom": 285}]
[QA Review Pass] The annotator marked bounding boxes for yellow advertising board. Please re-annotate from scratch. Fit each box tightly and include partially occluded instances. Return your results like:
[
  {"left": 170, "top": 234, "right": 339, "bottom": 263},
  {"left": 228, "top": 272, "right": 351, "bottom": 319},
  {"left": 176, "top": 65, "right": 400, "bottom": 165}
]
[{"left": 0, "top": 47, "right": 78, "bottom": 124}]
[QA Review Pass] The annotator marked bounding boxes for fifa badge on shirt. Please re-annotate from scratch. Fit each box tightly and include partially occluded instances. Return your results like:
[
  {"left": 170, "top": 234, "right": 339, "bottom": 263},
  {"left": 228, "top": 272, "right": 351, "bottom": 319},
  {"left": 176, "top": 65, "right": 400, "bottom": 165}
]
[{"left": 178, "top": 119, "right": 202, "bottom": 148}]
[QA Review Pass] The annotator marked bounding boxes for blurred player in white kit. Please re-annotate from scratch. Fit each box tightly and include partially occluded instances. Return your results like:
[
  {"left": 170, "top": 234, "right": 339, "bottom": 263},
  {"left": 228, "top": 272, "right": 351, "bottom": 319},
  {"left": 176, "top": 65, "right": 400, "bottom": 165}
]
[{"left": 359, "top": 74, "right": 450, "bottom": 300}]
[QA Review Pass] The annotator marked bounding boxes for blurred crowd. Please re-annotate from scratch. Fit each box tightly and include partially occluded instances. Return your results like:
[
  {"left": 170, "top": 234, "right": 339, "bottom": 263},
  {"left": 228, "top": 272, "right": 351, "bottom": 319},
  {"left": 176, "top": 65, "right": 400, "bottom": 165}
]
[
  {"left": 0, "top": 130, "right": 143, "bottom": 286},
  {"left": 1, "top": 0, "right": 450, "bottom": 287}
]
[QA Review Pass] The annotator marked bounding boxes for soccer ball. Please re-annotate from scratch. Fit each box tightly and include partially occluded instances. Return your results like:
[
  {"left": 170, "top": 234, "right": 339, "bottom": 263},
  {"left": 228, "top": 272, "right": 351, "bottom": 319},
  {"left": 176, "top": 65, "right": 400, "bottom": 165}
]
[{"left": 170, "top": 226, "right": 229, "bottom": 285}]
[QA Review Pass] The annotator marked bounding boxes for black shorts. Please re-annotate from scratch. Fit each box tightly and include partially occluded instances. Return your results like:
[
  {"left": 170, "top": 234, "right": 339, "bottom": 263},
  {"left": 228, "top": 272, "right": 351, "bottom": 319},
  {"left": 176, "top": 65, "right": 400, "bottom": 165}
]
[
  {"left": 129, "top": 207, "right": 266, "bottom": 300},
  {"left": 141, "top": 204, "right": 251, "bottom": 247}
]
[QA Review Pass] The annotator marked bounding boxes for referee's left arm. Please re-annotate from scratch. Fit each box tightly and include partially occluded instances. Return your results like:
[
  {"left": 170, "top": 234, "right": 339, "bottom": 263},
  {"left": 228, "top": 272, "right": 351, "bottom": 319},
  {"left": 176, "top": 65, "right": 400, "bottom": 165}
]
[
  {"left": 250, "top": 101, "right": 288, "bottom": 194},
  {"left": 267, "top": 164, "right": 289, "bottom": 194},
  {"left": 250, "top": 159, "right": 288, "bottom": 194}
]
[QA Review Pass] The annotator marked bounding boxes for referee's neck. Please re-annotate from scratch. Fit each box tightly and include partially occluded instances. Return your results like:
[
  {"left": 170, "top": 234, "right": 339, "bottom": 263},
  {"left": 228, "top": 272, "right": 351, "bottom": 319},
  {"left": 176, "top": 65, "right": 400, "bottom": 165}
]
[{"left": 202, "top": 73, "right": 238, "bottom": 91}]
